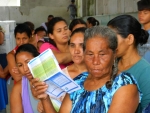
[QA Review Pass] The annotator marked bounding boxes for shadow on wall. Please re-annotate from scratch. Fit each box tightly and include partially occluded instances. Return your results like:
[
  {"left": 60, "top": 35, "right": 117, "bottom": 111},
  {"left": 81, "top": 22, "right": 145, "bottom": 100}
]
[{"left": 82, "top": 12, "right": 138, "bottom": 26}]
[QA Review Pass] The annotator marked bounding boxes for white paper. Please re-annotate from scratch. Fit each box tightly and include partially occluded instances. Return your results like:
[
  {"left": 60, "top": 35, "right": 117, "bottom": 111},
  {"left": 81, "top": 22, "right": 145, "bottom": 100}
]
[{"left": 28, "top": 49, "right": 81, "bottom": 98}]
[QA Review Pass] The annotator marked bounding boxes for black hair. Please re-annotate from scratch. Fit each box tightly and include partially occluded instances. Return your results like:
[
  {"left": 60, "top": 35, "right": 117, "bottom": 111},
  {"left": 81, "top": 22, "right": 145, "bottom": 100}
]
[
  {"left": 69, "top": 19, "right": 87, "bottom": 31},
  {"left": 48, "top": 15, "right": 54, "bottom": 19},
  {"left": 47, "top": 17, "right": 68, "bottom": 47},
  {"left": 15, "top": 43, "right": 39, "bottom": 59},
  {"left": 137, "top": 0, "right": 150, "bottom": 11},
  {"left": 14, "top": 23, "right": 32, "bottom": 38},
  {"left": 69, "top": 27, "right": 87, "bottom": 50},
  {"left": 23, "top": 21, "right": 35, "bottom": 32},
  {"left": 34, "top": 27, "right": 47, "bottom": 35},
  {"left": 87, "top": 17, "right": 100, "bottom": 26},
  {"left": 107, "top": 15, "right": 149, "bottom": 47},
  {"left": 71, "top": 0, "right": 75, "bottom": 3}
]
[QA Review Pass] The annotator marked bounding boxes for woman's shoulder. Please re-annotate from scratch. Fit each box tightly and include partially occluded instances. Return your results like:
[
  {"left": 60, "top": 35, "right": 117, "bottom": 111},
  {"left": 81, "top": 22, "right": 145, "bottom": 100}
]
[
  {"left": 11, "top": 80, "right": 22, "bottom": 95},
  {"left": 127, "top": 58, "right": 150, "bottom": 78},
  {"left": 114, "top": 72, "right": 138, "bottom": 85},
  {"left": 73, "top": 72, "right": 88, "bottom": 84},
  {"left": 131, "top": 58, "right": 150, "bottom": 70},
  {"left": 7, "top": 50, "right": 14, "bottom": 57},
  {"left": 40, "top": 42, "right": 58, "bottom": 53}
]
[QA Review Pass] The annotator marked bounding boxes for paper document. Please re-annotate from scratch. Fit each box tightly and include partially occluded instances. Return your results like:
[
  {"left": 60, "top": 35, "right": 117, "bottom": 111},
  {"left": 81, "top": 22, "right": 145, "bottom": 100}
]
[{"left": 28, "top": 49, "right": 81, "bottom": 98}]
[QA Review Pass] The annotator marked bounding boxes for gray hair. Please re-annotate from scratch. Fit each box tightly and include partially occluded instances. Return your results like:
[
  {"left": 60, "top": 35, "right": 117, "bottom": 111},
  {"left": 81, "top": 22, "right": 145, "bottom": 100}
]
[
  {"left": 84, "top": 26, "right": 117, "bottom": 52},
  {"left": 84, "top": 26, "right": 118, "bottom": 89}
]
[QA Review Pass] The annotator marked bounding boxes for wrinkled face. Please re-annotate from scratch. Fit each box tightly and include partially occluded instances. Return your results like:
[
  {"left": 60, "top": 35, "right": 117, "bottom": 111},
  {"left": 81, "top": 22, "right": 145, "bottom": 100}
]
[
  {"left": 15, "top": 32, "right": 30, "bottom": 47},
  {"left": 72, "top": 24, "right": 86, "bottom": 32},
  {"left": 69, "top": 32, "right": 84, "bottom": 64},
  {"left": 84, "top": 36, "right": 115, "bottom": 78},
  {"left": 138, "top": 10, "right": 150, "bottom": 25},
  {"left": 50, "top": 21, "right": 70, "bottom": 45},
  {"left": 16, "top": 51, "right": 34, "bottom": 80}
]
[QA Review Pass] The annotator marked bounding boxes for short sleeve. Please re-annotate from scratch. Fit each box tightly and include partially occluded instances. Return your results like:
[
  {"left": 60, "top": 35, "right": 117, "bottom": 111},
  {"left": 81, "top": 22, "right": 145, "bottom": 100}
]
[
  {"left": 39, "top": 43, "right": 58, "bottom": 53},
  {"left": 114, "top": 72, "right": 142, "bottom": 103}
]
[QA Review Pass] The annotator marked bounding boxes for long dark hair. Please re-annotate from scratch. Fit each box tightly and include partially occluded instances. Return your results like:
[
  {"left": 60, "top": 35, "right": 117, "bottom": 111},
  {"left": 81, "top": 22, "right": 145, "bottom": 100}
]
[
  {"left": 47, "top": 17, "right": 68, "bottom": 48},
  {"left": 107, "top": 15, "right": 149, "bottom": 47}
]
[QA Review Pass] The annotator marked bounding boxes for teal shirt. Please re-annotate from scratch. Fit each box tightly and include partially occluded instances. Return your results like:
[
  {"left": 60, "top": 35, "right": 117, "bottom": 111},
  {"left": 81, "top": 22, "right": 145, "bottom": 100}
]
[{"left": 125, "top": 58, "right": 150, "bottom": 112}]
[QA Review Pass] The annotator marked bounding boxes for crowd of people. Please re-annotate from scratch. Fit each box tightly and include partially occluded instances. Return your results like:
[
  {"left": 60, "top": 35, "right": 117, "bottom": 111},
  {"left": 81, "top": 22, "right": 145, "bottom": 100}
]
[{"left": 0, "top": 0, "right": 150, "bottom": 113}]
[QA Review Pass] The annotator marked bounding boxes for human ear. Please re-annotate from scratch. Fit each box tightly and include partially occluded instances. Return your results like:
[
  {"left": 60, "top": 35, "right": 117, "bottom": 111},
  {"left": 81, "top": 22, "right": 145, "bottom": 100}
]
[
  {"left": 49, "top": 33, "right": 54, "bottom": 40},
  {"left": 126, "top": 34, "right": 134, "bottom": 45}
]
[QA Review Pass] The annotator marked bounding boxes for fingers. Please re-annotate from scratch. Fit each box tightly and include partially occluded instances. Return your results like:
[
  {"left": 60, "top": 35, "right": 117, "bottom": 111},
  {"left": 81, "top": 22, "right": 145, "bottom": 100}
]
[
  {"left": 30, "top": 78, "right": 40, "bottom": 86},
  {"left": 30, "top": 78, "right": 48, "bottom": 98},
  {"left": 35, "top": 85, "right": 48, "bottom": 95},
  {"left": 12, "top": 67, "right": 19, "bottom": 74}
]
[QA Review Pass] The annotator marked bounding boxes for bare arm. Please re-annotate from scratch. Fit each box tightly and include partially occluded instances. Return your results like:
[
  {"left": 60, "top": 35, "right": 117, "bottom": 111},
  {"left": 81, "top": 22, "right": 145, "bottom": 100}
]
[
  {"left": 108, "top": 84, "right": 139, "bottom": 113},
  {"left": 59, "top": 94, "right": 72, "bottom": 113},
  {"left": 52, "top": 50, "right": 72, "bottom": 64},
  {"left": 41, "top": 95, "right": 57, "bottom": 113},
  {"left": 41, "top": 94, "right": 72, "bottom": 113},
  {"left": 10, "top": 81, "right": 23, "bottom": 113},
  {"left": 7, "top": 52, "right": 22, "bottom": 82}
]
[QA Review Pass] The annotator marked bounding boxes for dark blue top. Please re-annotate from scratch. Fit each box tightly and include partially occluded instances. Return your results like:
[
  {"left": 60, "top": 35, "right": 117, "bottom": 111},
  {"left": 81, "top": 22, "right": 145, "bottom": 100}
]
[{"left": 0, "top": 53, "right": 8, "bottom": 110}]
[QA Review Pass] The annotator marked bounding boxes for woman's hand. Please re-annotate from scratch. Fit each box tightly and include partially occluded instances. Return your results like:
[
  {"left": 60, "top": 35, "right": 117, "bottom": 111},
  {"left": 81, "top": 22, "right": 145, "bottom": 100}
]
[
  {"left": 12, "top": 67, "right": 20, "bottom": 74},
  {"left": 31, "top": 78, "right": 48, "bottom": 99}
]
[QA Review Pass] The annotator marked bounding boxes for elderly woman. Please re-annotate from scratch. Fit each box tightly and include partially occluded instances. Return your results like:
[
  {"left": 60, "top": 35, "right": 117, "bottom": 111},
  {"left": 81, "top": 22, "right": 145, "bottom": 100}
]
[{"left": 32, "top": 26, "right": 141, "bottom": 113}]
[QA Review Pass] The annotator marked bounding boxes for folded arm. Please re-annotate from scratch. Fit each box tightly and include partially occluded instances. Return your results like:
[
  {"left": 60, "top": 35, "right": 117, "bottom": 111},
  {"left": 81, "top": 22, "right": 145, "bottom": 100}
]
[
  {"left": 52, "top": 50, "right": 72, "bottom": 64},
  {"left": 7, "top": 52, "right": 22, "bottom": 82}
]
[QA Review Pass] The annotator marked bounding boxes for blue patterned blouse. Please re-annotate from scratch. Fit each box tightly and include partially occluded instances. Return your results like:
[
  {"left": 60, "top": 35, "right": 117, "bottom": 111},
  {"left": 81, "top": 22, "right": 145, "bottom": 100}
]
[{"left": 70, "top": 72, "right": 142, "bottom": 113}]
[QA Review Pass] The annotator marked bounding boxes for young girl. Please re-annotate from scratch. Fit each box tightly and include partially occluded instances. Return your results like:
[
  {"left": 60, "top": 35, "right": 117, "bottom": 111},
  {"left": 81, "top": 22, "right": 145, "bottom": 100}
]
[
  {"left": 40, "top": 17, "right": 72, "bottom": 69},
  {"left": 10, "top": 44, "right": 39, "bottom": 113},
  {"left": 7, "top": 24, "right": 32, "bottom": 82}
]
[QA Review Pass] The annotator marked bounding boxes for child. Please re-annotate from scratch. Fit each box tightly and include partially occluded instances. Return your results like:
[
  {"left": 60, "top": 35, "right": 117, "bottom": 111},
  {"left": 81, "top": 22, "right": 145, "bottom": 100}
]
[
  {"left": 67, "top": 0, "right": 77, "bottom": 21},
  {"left": 137, "top": 0, "right": 150, "bottom": 63}
]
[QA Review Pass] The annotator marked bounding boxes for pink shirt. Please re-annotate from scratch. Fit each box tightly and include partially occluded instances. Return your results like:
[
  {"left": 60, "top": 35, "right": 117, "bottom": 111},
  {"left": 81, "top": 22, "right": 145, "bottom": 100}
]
[{"left": 40, "top": 43, "right": 69, "bottom": 69}]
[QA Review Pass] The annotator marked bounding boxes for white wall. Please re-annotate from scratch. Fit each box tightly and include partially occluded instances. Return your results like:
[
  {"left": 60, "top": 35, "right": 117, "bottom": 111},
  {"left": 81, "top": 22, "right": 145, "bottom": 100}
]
[
  {"left": 78, "top": 0, "right": 139, "bottom": 17},
  {"left": 0, "top": 0, "right": 140, "bottom": 28},
  {"left": 0, "top": 0, "right": 71, "bottom": 28}
]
